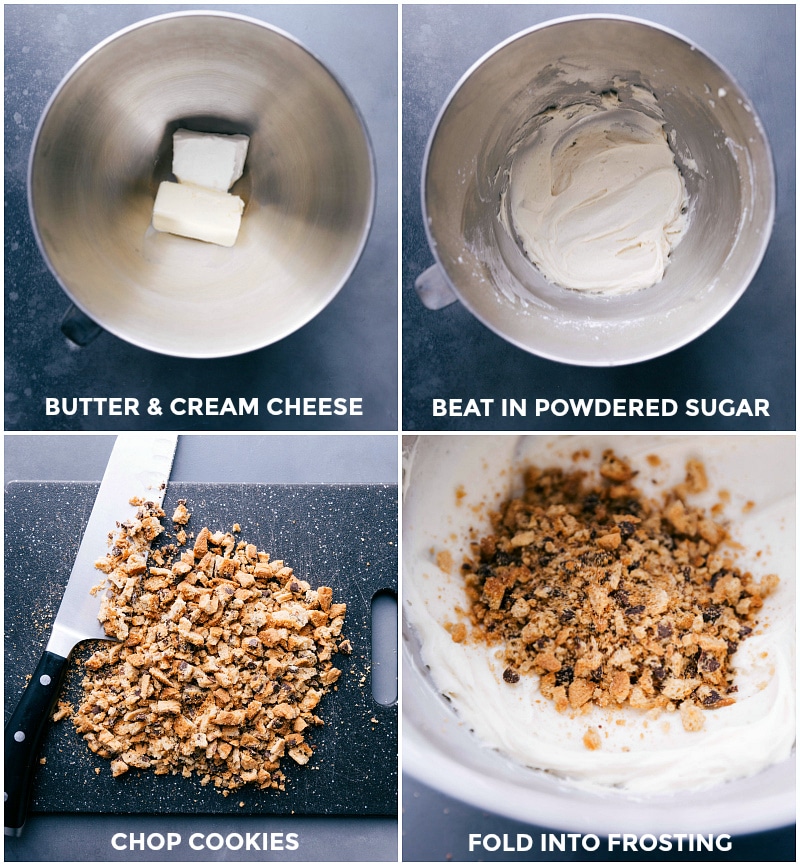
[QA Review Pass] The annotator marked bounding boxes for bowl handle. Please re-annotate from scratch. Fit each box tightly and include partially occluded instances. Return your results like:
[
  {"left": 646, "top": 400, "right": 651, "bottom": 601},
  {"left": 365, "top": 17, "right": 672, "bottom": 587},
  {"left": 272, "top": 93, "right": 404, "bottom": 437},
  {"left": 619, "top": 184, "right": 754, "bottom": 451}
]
[
  {"left": 61, "top": 304, "right": 103, "bottom": 347},
  {"left": 414, "top": 264, "right": 458, "bottom": 310}
]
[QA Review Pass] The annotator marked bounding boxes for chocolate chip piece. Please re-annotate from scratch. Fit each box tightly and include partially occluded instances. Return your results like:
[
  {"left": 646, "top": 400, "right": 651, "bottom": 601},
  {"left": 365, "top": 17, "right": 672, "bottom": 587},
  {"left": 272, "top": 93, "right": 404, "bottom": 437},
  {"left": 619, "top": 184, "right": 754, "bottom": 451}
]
[
  {"left": 657, "top": 622, "right": 673, "bottom": 639},
  {"left": 559, "top": 607, "right": 575, "bottom": 623},
  {"left": 699, "top": 652, "right": 720, "bottom": 672},
  {"left": 702, "top": 605, "right": 722, "bottom": 623},
  {"left": 709, "top": 570, "right": 726, "bottom": 590},
  {"left": 624, "top": 604, "right": 645, "bottom": 617},
  {"left": 502, "top": 668, "right": 520, "bottom": 684},
  {"left": 554, "top": 666, "right": 574, "bottom": 686}
]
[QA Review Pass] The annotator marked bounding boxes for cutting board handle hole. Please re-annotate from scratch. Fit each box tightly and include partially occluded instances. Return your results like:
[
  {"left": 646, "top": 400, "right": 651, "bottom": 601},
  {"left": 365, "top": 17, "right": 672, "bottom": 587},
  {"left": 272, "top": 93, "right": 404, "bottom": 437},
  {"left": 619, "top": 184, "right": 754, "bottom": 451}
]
[{"left": 370, "top": 589, "right": 398, "bottom": 706}]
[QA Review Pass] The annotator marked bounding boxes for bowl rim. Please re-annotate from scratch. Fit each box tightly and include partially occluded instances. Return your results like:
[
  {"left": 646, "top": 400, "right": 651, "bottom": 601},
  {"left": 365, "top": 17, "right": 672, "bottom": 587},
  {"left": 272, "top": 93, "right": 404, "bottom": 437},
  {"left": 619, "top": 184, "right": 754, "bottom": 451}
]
[
  {"left": 27, "top": 9, "right": 377, "bottom": 359},
  {"left": 419, "top": 13, "right": 777, "bottom": 368}
]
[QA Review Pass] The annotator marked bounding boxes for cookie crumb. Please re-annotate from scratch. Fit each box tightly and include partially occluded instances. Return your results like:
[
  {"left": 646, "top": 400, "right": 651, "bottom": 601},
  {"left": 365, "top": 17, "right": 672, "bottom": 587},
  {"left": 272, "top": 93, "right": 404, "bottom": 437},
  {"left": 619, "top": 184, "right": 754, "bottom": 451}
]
[
  {"left": 583, "top": 727, "right": 602, "bottom": 750},
  {"left": 52, "top": 700, "right": 73, "bottom": 723},
  {"left": 679, "top": 701, "right": 705, "bottom": 732},
  {"left": 172, "top": 500, "right": 190, "bottom": 525},
  {"left": 436, "top": 550, "right": 454, "bottom": 574},
  {"left": 448, "top": 622, "right": 467, "bottom": 643}
]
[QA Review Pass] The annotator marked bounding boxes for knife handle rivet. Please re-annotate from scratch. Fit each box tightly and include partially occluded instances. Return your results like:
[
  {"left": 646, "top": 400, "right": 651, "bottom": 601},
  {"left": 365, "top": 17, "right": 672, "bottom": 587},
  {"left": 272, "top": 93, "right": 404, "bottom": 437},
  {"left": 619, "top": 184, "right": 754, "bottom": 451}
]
[
  {"left": 39, "top": 674, "right": 52, "bottom": 686},
  {"left": 13, "top": 731, "right": 25, "bottom": 743}
]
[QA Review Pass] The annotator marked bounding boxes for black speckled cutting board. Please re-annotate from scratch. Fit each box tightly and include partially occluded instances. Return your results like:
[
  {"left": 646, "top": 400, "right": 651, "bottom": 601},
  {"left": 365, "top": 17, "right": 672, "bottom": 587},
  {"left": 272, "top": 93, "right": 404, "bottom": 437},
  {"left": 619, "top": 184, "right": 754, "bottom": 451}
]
[{"left": 4, "top": 482, "right": 397, "bottom": 817}]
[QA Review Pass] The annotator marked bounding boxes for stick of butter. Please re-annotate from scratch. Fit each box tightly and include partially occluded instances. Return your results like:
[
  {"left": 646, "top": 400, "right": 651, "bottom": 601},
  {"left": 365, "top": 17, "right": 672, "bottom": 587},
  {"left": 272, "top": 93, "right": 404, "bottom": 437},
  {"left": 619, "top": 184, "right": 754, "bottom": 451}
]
[
  {"left": 172, "top": 130, "right": 250, "bottom": 192},
  {"left": 152, "top": 181, "right": 244, "bottom": 247}
]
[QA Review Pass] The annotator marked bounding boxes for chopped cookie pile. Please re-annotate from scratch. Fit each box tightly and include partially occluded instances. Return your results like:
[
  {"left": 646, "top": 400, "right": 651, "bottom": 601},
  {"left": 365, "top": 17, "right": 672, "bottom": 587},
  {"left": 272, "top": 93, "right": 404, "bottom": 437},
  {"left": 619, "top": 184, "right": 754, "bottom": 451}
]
[
  {"left": 70, "top": 499, "right": 349, "bottom": 791},
  {"left": 459, "top": 451, "right": 778, "bottom": 732}
]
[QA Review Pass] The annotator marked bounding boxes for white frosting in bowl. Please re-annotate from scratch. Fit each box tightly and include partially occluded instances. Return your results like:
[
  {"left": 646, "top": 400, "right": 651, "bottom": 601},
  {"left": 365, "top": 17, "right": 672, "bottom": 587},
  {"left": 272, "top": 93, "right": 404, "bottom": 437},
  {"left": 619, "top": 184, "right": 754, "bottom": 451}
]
[
  {"left": 404, "top": 436, "right": 795, "bottom": 798},
  {"left": 504, "top": 91, "right": 689, "bottom": 295}
]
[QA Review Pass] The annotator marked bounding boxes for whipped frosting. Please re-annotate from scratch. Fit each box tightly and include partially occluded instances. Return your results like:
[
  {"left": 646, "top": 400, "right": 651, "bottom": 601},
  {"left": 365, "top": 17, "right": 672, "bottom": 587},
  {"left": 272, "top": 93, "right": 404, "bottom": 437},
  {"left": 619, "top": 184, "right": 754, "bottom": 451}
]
[
  {"left": 404, "top": 436, "right": 795, "bottom": 795},
  {"left": 505, "top": 92, "right": 689, "bottom": 295}
]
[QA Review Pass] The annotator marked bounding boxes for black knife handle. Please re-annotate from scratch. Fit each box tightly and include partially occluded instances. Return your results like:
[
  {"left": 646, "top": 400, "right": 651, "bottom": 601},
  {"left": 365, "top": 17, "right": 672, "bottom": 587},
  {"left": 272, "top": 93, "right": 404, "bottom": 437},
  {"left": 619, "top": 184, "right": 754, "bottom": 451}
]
[{"left": 4, "top": 650, "right": 69, "bottom": 836}]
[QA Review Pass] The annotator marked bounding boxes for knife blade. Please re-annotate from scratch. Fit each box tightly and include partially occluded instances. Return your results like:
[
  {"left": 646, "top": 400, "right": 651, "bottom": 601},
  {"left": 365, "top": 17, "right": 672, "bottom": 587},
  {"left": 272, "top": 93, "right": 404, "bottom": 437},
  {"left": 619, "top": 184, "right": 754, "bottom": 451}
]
[{"left": 4, "top": 433, "right": 178, "bottom": 836}]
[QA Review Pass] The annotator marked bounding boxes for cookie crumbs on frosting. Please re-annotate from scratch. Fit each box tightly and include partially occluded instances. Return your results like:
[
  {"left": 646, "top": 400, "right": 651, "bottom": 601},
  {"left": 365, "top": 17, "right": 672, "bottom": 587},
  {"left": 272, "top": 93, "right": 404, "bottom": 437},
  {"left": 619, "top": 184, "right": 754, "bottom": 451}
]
[{"left": 459, "top": 451, "right": 777, "bottom": 732}]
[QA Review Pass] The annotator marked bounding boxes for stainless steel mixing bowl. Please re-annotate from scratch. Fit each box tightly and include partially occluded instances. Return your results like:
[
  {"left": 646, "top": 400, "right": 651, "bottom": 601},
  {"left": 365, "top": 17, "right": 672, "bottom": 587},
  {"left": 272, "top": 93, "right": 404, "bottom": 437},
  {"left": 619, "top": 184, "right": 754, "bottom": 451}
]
[
  {"left": 29, "top": 11, "right": 375, "bottom": 358},
  {"left": 419, "top": 15, "right": 774, "bottom": 366}
]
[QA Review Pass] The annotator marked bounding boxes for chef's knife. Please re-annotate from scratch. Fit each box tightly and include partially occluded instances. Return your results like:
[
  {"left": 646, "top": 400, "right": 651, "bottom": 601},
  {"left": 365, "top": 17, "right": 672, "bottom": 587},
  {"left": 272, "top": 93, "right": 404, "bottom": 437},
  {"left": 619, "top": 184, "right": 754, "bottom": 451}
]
[{"left": 4, "top": 434, "right": 178, "bottom": 836}]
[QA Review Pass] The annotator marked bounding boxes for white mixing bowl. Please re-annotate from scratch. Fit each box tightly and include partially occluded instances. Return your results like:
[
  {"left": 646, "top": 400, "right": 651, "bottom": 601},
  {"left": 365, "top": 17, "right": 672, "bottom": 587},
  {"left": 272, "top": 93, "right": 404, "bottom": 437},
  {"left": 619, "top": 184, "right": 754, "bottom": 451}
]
[{"left": 403, "top": 435, "right": 795, "bottom": 833}]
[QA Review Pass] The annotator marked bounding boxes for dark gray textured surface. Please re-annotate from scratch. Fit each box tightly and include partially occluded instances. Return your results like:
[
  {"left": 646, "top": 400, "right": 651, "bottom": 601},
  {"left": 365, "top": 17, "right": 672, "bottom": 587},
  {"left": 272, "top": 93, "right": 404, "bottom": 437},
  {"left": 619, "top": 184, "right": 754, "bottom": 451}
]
[
  {"left": 12, "top": 814, "right": 396, "bottom": 862},
  {"left": 3, "top": 435, "right": 399, "bottom": 861},
  {"left": 402, "top": 4, "right": 795, "bottom": 431},
  {"left": 4, "top": 433, "right": 399, "bottom": 485},
  {"left": 5, "top": 4, "right": 398, "bottom": 432}
]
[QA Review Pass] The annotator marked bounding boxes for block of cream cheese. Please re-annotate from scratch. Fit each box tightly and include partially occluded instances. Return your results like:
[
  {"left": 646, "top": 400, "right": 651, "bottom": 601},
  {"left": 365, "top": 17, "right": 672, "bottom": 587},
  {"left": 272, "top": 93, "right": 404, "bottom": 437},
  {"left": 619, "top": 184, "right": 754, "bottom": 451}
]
[
  {"left": 172, "top": 130, "right": 250, "bottom": 192},
  {"left": 152, "top": 181, "right": 244, "bottom": 247}
]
